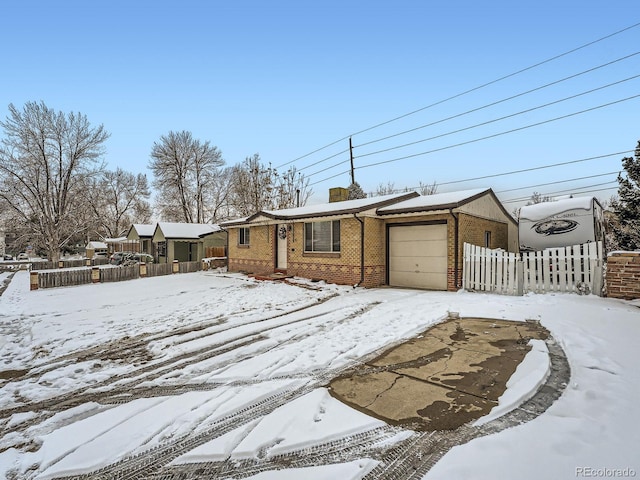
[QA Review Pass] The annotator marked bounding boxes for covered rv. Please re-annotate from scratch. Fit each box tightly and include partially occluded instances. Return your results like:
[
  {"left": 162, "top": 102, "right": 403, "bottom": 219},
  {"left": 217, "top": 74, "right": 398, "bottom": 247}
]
[{"left": 518, "top": 197, "right": 604, "bottom": 252}]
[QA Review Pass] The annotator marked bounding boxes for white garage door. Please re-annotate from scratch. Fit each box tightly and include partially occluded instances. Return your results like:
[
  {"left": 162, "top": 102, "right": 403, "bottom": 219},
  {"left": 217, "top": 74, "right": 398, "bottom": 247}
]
[{"left": 388, "top": 224, "right": 448, "bottom": 290}]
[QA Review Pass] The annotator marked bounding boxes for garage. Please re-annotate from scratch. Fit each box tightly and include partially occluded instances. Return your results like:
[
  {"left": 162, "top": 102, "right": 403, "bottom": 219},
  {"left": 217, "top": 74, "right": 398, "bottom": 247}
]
[{"left": 388, "top": 223, "right": 448, "bottom": 290}]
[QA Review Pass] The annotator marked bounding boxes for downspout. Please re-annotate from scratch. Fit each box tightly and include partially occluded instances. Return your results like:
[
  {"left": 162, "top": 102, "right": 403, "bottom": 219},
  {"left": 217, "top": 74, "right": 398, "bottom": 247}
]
[
  {"left": 449, "top": 209, "right": 460, "bottom": 289},
  {"left": 354, "top": 213, "right": 365, "bottom": 287},
  {"left": 224, "top": 228, "right": 229, "bottom": 270}
]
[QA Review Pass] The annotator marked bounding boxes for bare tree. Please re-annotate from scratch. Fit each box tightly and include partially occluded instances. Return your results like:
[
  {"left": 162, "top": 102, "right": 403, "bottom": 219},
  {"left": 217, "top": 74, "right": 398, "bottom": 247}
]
[
  {"left": 512, "top": 191, "right": 554, "bottom": 219},
  {"left": 149, "top": 131, "right": 225, "bottom": 223},
  {"left": 203, "top": 166, "right": 234, "bottom": 223},
  {"left": 372, "top": 180, "right": 437, "bottom": 197},
  {"left": 274, "top": 166, "right": 312, "bottom": 209},
  {"left": 0, "top": 102, "right": 109, "bottom": 261},
  {"left": 88, "top": 168, "right": 152, "bottom": 239},
  {"left": 375, "top": 181, "right": 396, "bottom": 196},
  {"left": 229, "top": 154, "right": 275, "bottom": 216},
  {"left": 229, "top": 155, "right": 312, "bottom": 216},
  {"left": 418, "top": 181, "right": 438, "bottom": 196},
  {"left": 527, "top": 191, "right": 553, "bottom": 205}
]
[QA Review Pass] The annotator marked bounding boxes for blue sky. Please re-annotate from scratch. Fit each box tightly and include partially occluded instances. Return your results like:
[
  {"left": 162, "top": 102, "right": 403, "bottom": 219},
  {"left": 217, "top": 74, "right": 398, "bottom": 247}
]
[{"left": 1, "top": 0, "right": 639, "bottom": 208}]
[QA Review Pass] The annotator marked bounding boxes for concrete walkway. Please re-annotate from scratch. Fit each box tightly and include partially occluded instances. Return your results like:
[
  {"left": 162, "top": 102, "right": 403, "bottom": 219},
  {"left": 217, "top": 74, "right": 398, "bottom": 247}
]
[{"left": 329, "top": 317, "right": 549, "bottom": 431}]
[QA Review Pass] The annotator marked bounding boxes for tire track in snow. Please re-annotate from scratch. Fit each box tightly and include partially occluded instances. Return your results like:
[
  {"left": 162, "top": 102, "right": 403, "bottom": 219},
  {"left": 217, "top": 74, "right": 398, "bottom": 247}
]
[
  {"left": 0, "top": 291, "right": 339, "bottom": 388},
  {"left": 129, "top": 337, "right": 570, "bottom": 480},
  {"left": 0, "top": 295, "right": 377, "bottom": 437},
  {"left": 79, "top": 334, "right": 569, "bottom": 480}
]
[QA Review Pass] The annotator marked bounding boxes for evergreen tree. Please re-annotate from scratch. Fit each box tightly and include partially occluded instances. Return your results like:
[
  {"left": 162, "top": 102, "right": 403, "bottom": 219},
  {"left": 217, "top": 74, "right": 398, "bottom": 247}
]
[
  {"left": 347, "top": 182, "right": 367, "bottom": 200},
  {"left": 611, "top": 141, "right": 640, "bottom": 250}
]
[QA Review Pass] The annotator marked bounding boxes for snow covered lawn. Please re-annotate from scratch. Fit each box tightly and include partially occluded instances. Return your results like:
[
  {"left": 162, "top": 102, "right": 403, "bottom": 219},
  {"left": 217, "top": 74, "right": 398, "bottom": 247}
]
[{"left": 0, "top": 270, "right": 639, "bottom": 479}]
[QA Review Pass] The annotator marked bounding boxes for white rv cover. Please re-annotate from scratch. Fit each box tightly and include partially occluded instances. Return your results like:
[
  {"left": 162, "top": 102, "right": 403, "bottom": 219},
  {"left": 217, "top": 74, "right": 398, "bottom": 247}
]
[{"left": 519, "top": 197, "right": 598, "bottom": 251}]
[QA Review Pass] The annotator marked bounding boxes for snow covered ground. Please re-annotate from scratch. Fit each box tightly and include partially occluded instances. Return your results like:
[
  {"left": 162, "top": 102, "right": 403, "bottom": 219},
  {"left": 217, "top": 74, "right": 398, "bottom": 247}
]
[{"left": 0, "top": 269, "right": 639, "bottom": 479}]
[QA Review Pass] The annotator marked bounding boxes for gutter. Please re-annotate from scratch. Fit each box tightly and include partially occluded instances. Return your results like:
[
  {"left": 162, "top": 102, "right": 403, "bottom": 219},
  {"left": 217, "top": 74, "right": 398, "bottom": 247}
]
[
  {"left": 354, "top": 213, "right": 365, "bottom": 287},
  {"left": 449, "top": 208, "right": 460, "bottom": 289}
]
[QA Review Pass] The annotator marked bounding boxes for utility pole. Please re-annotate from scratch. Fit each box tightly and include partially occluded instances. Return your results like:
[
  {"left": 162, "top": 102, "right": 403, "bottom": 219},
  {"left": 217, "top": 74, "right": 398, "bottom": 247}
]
[{"left": 349, "top": 137, "right": 355, "bottom": 185}]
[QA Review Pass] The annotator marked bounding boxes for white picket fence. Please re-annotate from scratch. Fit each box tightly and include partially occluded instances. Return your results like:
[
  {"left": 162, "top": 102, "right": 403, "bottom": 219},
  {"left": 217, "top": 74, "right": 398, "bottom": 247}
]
[{"left": 463, "top": 241, "right": 604, "bottom": 296}]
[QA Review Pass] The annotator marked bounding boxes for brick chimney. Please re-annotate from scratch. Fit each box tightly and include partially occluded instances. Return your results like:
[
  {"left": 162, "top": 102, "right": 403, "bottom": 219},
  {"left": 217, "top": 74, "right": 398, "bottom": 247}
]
[{"left": 329, "top": 187, "right": 349, "bottom": 203}]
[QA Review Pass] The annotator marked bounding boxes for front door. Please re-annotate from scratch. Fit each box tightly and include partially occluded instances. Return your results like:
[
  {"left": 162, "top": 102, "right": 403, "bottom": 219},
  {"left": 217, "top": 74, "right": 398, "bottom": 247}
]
[{"left": 277, "top": 224, "right": 288, "bottom": 270}]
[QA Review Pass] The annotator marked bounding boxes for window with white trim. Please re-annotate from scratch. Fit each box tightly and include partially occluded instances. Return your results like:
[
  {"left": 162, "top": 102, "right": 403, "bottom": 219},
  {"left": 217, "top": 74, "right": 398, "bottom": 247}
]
[
  {"left": 304, "top": 220, "right": 340, "bottom": 252},
  {"left": 239, "top": 227, "right": 250, "bottom": 245}
]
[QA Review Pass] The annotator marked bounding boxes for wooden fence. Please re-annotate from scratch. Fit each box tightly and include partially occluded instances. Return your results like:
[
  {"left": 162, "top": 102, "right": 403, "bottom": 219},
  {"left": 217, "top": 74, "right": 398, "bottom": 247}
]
[
  {"left": 36, "top": 268, "right": 93, "bottom": 288},
  {"left": 33, "top": 260, "right": 202, "bottom": 290},
  {"left": 179, "top": 261, "right": 201, "bottom": 274},
  {"left": 146, "top": 263, "right": 173, "bottom": 277},
  {"left": 205, "top": 246, "right": 226, "bottom": 258},
  {"left": 100, "top": 265, "right": 140, "bottom": 283},
  {"left": 463, "top": 241, "right": 604, "bottom": 296},
  {"left": 31, "top": 258, "right": 110, "bottom": 271}
]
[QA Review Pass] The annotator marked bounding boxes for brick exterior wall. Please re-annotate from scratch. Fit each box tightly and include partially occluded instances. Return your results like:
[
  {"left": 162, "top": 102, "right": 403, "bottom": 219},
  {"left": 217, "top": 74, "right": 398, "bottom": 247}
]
[
  {"left": 457, "top": 213, "right": 509, "bottom": 290},
  {"left": 227, "top": 212, "right": 510, "bottom": 291},
  {"left": 227, "top": 225, "right": 275, "bottom": 275},
  {"left": 606, "top": 252, "right": 640, "bottom": 300},
  {"left": 287, "top": 217, "right": 385, "bottom": 287}
]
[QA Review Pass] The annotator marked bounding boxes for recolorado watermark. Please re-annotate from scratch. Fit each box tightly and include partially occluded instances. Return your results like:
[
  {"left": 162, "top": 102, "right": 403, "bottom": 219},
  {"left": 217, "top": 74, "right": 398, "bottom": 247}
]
[{"left": 576, "top": 467, "right": 636, "bottom": 478}]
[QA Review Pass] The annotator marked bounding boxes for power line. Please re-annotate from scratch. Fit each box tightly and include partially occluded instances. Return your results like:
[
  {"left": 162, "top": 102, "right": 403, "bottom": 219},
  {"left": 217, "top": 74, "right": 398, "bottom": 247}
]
[
  {"left": 274, "top": 21, "right": 640, "bottom": 170},
  {"left": 297, "top": 148, "right": 349, "bottom": 173},
  {"left": 308, "top": 168, "right": 351, "bottom": 187},
  {"left": 307, "top": 94, "right": 640, "bottom": 185},
  {"left": 436, "top": 152, "right": 629, "bottom": 186},
  {"left": 350, "top": 94, "right": 640, "bottom": 174},
  {"left": 501, "top": 181, "right": 619, "bottom": 203},
  {"left": 354, "top": 51, "right": 640, "bottom": 151},
  {"left": 306, "top": 90, "right": 639, "bottom": 182},
  {"left": 355, "top": 74, "right": 640, "bottom": 160},
  {"left": 308, "top": 150, "right": 632, "bottom": 188},
  {"left": 495, "top": 171, "right": 619, "bottom": 193}
]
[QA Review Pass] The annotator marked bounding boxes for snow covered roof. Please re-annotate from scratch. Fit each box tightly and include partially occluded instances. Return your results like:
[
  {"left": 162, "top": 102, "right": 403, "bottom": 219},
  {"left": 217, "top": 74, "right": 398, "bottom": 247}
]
[
  {"left": 519, "top": 197, "right": 596, "bottom": 221},
  {"left": 85, "top": 241, "right": 107, "bottom": 250},
  {"left": 155, "top": 222, "right": 223, "bottom": 239},
  {"left": 377, "top": 188, "right": 491, "bottom": 214},
  {"left": 219, "top": 216, "right": 250, "bottom": 227},
  {"left": 221, "top": 192, "right": 419, "bottom": 226},
  {"left": 105, "top": 237, "right": 129, "bottom": 243},
  {"left": 131, "top": 224, "right": 155, "bottom": 238}
]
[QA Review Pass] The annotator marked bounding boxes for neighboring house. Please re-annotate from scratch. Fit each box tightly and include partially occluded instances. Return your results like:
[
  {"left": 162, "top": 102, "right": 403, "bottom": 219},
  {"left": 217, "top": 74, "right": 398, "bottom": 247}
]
[
  {"left": 126, "top": 224, "right": 156, "bottom": 256},
  {"left": 105, "top": 236, "right": 140, "bottom": 254},
  {"left": 152, "top": 222, "right": 226, "bottom": 263},
  {"left": 221, "top": 188, "right": 517, "bottom": 291},
  {"left": 85, "top": 241, "right": 108, "bottom": 258}
]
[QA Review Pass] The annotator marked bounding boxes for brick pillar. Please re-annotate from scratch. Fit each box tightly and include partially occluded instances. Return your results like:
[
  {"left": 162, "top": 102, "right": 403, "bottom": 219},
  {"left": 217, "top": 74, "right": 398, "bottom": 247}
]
[
  {"left": 58, "top": 260, "right": 64, "bottom": 269},
  {"left": 606, "top": 252, "right": 640, "bottom": 300},
  {"left": 29, "top": 271, "right": 38, "bottom": 291},
  {"left": 139, "top": 262, "right": 147, "bottom": 277},
  {"left": 172, "top": 260, "right": 179, "bottom": 274},
  {"left": 91, "top": 266, "right": 100, "bottom": 283}
]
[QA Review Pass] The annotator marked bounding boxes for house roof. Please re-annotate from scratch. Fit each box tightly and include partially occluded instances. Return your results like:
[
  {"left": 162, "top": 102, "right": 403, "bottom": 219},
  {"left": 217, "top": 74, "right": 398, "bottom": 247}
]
[
  {"left": 519, "top": 196, "right": 596, "bottom": 221},
  {"left": 86, "top": 241, "right": 107, "bottom": 250},
  {"left": 155, "top": 222, "right": 223, "bottom": 239},
  {"left": 221, "top": 192, "right": 419, "bottom": 226},
  {"left": 130, "top": 224, "right": 156, "bottom": 238},
  {"left": 377, "top": 188, "right": 490, "bottom": 214},
  {"left": 105, "top": 237, "right": 129, "bottom": 243}
]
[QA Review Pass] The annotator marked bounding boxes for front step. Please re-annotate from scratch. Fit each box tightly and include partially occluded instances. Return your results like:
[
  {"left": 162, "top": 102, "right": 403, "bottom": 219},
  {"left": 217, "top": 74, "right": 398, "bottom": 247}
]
[{"left": 250, "top": 271, "right": 291, "bottom": 281}]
